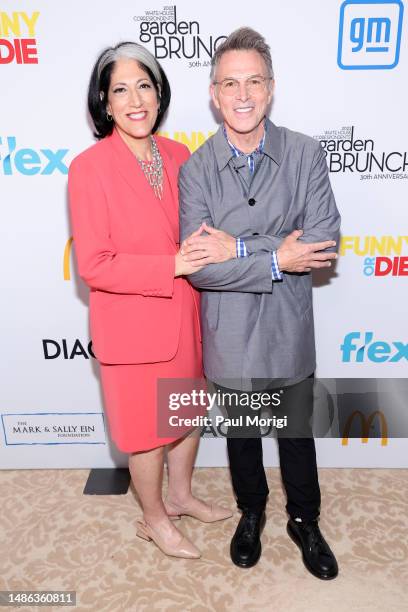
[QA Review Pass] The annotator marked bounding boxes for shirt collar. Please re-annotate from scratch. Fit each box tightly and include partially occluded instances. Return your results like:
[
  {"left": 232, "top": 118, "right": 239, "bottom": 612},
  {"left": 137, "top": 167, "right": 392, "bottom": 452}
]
[
  {"left": 213, "top": 117, "right": 282, "bottom": 171},
  {"left": 223, "top": 122, "right": 266, "bottom": 158}
]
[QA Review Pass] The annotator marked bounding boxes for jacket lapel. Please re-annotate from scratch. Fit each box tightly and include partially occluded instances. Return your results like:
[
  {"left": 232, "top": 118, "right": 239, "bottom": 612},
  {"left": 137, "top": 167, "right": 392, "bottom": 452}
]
[
  {"left": 156, "top": 138, "right": 180, "bottom": 239},
  {"left": 107, "top": 128, "right": 176, "bottom": 243}
]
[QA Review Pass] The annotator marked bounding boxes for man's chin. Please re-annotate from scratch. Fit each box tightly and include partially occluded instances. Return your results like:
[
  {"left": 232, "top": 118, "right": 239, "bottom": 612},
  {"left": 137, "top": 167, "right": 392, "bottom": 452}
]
[{"left": 225, "top": 122, "right": 263, "bottom": 136}]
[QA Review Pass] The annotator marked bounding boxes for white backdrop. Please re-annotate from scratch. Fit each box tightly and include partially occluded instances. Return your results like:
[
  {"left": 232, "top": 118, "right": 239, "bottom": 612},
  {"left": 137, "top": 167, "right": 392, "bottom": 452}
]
[{"left": 1, "top": 0, "right": 407, "bottom": 469}]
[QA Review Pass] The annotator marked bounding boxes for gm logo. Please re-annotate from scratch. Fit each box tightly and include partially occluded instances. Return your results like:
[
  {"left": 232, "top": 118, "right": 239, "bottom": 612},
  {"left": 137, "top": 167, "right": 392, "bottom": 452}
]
[
  {"left": 341, "top": 332, "right": 408, "bottom": 362},
  {"left": 338, "top": 0, "right": 404, "bottom": 70}
]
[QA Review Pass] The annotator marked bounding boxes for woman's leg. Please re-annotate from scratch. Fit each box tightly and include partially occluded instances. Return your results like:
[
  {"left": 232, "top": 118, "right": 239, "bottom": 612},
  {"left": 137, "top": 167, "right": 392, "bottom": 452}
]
[
  {"left": 128, "top": 445, "right": 168, "bottom": 524},
  {"left": 129, "top": 444, "right": 201, "bottom": 557},
  {"left": 129, "top": 446, "right": 184, "bottom": 540},
  {"left": 166, "top": 432, "right": 200, "bottom": 505},
  {"left": 166, "top": 432, "right": 232, "bottom": 520}
]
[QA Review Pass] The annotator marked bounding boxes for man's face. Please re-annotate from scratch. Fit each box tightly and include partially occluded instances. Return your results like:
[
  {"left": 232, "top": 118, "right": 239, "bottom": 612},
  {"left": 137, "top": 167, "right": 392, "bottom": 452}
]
[{"left": 210, "top": 49, "right": 274, "bottom": 141}]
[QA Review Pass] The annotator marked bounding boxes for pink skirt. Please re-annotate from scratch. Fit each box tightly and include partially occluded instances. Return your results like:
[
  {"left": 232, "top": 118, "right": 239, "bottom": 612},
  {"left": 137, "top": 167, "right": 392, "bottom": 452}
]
[{"left": 99, "top": 282, "right": 202, "bottom": 453}]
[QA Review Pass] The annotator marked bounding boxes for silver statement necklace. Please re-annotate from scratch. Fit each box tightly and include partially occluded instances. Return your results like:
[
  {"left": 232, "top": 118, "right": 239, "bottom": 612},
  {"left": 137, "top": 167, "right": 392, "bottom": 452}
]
[{"left": 135, "top": 136, "right": 163, "bottom": 200}]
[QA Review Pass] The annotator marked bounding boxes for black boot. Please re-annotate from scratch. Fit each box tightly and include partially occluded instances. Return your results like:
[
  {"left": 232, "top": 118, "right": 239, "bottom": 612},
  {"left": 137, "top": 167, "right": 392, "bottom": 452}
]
[
  {"left": 230, "top": 509, "right": 266, "bottom": 568},
  {"left": 287, "top": 518, "right": 338, "bottom": 580}
]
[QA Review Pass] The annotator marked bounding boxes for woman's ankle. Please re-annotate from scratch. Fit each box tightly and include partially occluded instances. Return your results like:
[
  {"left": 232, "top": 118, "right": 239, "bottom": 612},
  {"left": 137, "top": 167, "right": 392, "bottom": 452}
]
[
  {"left": 165, "top": 493, "right": 194, "bottom": 507},
  {"left": 142, "top": 507, "right": 170, "bottom": 525}
]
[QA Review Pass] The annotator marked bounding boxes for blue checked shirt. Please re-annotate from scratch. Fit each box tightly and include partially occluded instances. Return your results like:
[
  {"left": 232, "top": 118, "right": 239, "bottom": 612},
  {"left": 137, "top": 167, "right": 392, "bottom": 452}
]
[{"left": 224, "top": 125, "right": 282, "bottom": 281}]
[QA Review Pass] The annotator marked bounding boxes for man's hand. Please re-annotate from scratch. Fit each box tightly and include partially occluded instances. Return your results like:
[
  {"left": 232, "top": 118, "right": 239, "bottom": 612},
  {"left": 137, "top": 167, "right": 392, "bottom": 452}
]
[
  {"left": 277, "top": 229, "right": 337, "bottom": 273},
  {"left": 180, "top": 222, "right": 237, "bottom": 266}
]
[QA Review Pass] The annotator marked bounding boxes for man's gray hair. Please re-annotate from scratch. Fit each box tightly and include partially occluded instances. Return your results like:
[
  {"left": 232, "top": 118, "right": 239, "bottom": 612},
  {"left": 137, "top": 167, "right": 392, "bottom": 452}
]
[
  {"left": 210, "top": 27, "right": 274, "bottom": 81},
  {"left": 96, "top": 41, "right": 162, "bottom": 88}
]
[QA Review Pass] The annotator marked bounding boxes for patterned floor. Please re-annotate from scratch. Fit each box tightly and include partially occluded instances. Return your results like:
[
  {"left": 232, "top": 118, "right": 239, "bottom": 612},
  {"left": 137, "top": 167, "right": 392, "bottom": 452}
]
[{"left": 1, "top": 467, "right": 407, "bottom": 612}]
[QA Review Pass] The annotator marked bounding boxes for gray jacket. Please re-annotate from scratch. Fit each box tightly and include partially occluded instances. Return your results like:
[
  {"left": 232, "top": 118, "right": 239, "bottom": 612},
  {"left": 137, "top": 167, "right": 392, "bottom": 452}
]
[{"left": 179, "top": 119, "right": 340, "bottom": 390}]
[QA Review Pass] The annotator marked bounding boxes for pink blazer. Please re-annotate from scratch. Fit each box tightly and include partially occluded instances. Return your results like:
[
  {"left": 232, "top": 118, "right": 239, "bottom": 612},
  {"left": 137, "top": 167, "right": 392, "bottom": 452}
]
[{"left": 68, "top": 128, "right": 200, "bottom": 364}]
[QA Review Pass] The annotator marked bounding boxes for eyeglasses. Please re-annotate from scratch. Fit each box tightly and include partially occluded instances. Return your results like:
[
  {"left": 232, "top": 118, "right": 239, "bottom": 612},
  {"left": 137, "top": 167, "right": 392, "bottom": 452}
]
[{"left": 213, "top": 76, "right": 272, "bottom": 96}]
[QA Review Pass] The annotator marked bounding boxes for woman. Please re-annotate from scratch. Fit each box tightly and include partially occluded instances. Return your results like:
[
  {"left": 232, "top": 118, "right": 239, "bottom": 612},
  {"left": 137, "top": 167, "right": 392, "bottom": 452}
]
[{"left": 68, "top": 42, "right": 231, "bottom": 560}]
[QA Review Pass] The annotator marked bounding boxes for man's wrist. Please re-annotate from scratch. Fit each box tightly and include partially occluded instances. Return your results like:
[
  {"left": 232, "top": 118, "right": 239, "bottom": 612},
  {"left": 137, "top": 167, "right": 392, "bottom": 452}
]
[
  {"left": 236, "top": 237, "right": 248, "bottom": 258},
  {"left": 271, "top": 250, "right": 282, "bottom": 280}
]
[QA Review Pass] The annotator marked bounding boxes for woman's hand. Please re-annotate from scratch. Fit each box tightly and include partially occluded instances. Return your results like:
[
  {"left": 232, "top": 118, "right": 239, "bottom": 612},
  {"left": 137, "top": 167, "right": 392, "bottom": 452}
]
[
  {"left": 175, "top": 250, "right": 206, "bottom": 276},
  {"left": 174, "top": 223, "right": 205, "bottom": 276},
  {"left": 180, "top": 222, "right": 237, "bottom": 265}
]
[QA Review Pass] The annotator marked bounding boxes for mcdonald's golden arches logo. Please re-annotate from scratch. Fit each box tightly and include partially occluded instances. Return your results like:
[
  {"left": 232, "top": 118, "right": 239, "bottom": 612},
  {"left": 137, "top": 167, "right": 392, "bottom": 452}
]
[
  {"left": 342, "top": 410, "right": 388, "bottom": 446},
  {"left": 64, "top": 236, "right": 73, "bottom": 280}
]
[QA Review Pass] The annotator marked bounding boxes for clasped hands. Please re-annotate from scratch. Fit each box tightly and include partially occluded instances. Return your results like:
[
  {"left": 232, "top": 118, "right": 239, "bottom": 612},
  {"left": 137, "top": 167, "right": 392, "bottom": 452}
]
[
  {"left": 174, "top": 223, "right": 338, "bottom": 277},
  {"left": 175, "top": 223, "right": 235, "bottom": 276}
]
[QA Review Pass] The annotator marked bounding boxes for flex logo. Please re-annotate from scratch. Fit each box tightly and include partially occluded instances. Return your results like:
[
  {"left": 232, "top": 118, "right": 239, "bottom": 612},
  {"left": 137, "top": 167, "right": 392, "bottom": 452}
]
[
  {"left": 0, "top": 11, "right": 40, "bottom": 64},
  {"left": 0, "top": 137, "right": 69, "bottom": 175},
  {"left": 341, "top": 332, "right": 408, "bottom": 362},
  {"left": 338, "top": 0, "right": 404, "bottom": 69}
]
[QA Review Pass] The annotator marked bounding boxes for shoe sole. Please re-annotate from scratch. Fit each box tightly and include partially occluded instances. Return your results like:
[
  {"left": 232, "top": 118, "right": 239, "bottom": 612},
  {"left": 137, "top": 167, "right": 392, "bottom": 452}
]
[{"left": 286, "top": 524, "right": 338, "bottom": 580}]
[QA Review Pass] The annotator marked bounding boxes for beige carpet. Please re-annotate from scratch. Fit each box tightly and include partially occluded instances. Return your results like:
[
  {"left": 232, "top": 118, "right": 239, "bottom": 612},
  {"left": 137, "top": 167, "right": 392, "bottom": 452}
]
[{"left": 1, "top": 468, "right": 407, "bottom": 612}]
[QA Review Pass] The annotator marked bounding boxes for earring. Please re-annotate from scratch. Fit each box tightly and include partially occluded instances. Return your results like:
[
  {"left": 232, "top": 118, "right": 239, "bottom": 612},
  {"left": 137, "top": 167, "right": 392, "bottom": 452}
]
[{"left": 106, "top": 111, "right": 113, "bottom": 122}]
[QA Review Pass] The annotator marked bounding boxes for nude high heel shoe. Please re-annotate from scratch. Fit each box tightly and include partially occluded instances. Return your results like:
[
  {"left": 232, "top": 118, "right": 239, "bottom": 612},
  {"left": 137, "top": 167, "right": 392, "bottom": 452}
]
[
  {"left": 136, "top": 520, "right": 201, "bottom": 559},
  {"left": 165, "top": 499, "right": 233, "bottom": 523}
]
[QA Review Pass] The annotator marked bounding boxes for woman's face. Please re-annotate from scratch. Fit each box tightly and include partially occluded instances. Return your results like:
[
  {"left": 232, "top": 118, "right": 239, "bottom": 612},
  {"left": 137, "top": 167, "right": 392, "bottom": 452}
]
[{"left": 106, "top": 57, "right": 160, "bottom": 146}]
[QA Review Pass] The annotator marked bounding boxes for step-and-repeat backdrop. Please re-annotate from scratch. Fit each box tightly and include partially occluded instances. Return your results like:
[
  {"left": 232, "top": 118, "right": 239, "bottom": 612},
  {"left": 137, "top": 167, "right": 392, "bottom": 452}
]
[{"left": 1, "top": 0, "right": 407, "bottom": 468}]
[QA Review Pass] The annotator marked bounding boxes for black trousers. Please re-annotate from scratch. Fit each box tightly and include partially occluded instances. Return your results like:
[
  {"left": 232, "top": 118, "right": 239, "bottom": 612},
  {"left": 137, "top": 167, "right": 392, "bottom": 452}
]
[{"left": 215, "top": 376, "right": 321, "bottom": 521}]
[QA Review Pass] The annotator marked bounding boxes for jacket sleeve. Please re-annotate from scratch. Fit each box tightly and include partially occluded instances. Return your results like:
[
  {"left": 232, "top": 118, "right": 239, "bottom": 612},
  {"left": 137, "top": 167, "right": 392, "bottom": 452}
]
[
  {"left": 237, "top": 144, "right": 341, "bottom": 255},
  {"left": 237, "top": 233, "right": 283, "bottom": 254},
  {"left": 178, "top": 162, "right": 273, "bottom": 293},
  {"left": 301, "top": 144, "right": 341, "bottom": 251},
  {"left": 68, "top": 155, "right": 175, "bottom": 296}
]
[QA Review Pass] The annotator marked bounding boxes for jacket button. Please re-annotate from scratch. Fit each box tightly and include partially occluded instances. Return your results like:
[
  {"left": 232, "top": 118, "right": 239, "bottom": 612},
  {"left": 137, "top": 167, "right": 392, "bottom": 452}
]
[
  {"left": 252, "top": 232, "right": 259, "bottom": 235},
  {"left": 248, "top": 198, "right": 256, "bottom": 206}
]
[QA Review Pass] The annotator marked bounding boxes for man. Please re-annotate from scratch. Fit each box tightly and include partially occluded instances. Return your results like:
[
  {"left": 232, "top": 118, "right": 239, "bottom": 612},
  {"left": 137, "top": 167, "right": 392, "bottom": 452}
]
[{"left": 178, "top": 28, "right": 340, "bottom": 578}]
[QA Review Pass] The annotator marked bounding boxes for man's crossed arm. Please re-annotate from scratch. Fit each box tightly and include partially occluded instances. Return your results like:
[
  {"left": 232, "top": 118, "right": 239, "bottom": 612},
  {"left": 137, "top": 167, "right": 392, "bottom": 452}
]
[{"left": 178, "top": 147, "right": 340, "bottom": 292}]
